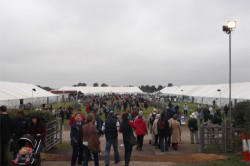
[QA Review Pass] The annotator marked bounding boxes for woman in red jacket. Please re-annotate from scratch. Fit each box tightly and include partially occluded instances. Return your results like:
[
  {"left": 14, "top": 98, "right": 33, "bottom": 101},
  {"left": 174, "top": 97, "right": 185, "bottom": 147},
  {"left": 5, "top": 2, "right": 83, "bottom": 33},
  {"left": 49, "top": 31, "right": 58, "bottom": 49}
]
[{"left": 132, "top": 111, "right": 147, "bottom": 151}]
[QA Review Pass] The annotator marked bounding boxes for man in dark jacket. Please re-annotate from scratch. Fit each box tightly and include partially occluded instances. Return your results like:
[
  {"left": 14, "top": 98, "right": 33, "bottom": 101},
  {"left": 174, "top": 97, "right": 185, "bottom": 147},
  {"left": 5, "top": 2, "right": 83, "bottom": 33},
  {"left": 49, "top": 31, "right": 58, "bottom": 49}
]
[
  {"left": 224, "top": 104, "right": 229, "bottom": 117},
  {"left": 188, "top": 113, "right": 199, "bottom": 144},
  {"left": 70, "top": 114, "right": 85, "bottom": 166},
  {"left": 203, "top": 105, "right": 210, "bottom": 124},
  {"left": 162, "top": 106, "right": 171, "bottom": 120},
  {"left": 158, "top": 113, "right": 170, "bottom": 152},
  {"left": 102, "top": 112, "right": 120, "bottom": 166},
  {"left": 0, "top": 105, "right": 13, "bottom": 166},
  {"left": 13, "top": 110, "right": 29, "bottom": 158}
]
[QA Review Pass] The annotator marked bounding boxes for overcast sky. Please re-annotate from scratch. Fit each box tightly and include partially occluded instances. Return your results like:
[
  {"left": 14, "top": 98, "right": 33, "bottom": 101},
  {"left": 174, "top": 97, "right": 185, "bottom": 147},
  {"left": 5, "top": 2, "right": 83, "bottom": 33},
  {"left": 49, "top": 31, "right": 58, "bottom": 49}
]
[{"left": 0, "top": 0, "right": 249, "bottom": 89}]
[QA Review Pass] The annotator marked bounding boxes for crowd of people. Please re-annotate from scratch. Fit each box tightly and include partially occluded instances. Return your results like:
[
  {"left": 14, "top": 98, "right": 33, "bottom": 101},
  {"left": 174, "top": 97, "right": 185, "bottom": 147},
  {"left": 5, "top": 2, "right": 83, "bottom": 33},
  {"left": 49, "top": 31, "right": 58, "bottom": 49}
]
[{"left": 0, "top": 93, "right": 229, "bottom": 166}]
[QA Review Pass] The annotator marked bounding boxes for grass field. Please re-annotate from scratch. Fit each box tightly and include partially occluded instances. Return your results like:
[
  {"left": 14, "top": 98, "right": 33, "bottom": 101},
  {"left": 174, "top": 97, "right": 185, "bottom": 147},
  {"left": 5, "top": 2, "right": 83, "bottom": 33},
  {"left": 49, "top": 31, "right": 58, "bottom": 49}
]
[
  {"left": 206, "top": 153, "right": 247, "bottom": 166},
  {"left": 57, "top": 100, "right": 201, "bottom": 125}
]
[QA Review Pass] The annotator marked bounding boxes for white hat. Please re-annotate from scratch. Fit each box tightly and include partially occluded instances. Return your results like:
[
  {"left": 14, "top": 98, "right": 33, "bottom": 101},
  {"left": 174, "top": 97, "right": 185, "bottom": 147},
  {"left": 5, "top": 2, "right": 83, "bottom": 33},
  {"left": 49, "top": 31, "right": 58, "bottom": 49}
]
[
  {"left": 190, "top": 112, "right": 197, "bottom": 119},
  {"left": 153, "top": 108, "right": 158, "bottom": 112}
]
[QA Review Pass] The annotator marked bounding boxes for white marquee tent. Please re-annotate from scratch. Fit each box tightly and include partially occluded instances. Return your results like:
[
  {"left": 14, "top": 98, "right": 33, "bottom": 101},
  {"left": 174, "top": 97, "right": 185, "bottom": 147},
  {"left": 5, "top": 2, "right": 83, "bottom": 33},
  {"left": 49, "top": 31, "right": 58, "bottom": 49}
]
[
  {"left": 59, "top": 86, "right": 144, "bottom": 95},
  {"left": 160, "top": 82, "right": 250, "bottom": 106},
  {"left": 0, "top": 81, "right": 59, "bottom": 109}
]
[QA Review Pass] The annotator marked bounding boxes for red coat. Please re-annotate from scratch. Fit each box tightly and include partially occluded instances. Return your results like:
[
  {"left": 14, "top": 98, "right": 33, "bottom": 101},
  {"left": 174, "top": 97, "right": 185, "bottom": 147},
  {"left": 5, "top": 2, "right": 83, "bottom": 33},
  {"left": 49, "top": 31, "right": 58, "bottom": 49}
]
[
  {"left": 69, "top": 113, "right": 86, "bottom": 127},
  {"left": 86, "top": 105, "right": 91, "bottom": 113},
  {"left": 131, "top": 118, "right": 147, "bottom": 136}
]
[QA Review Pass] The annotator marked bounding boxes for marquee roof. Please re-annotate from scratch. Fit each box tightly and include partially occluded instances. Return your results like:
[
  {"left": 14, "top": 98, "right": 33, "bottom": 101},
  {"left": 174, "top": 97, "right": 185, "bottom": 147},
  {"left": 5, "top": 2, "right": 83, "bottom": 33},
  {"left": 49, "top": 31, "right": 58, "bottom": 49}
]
[
  {"left": 160, "top": 82, "right": 250, "bottom": 100},
  {"left": 59, "top": 86, "right": 144, "bottom": 94},
  {"left": 0, "top": 81, "right": 58, "bottom": 101}
]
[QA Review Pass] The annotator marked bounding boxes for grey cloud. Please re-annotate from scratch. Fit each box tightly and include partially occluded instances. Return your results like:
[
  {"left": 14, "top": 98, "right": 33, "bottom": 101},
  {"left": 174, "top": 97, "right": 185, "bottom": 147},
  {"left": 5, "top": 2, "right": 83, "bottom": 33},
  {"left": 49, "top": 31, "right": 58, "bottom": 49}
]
[{"left": 1, "top": 0, "right": 250, "bottom": 88}]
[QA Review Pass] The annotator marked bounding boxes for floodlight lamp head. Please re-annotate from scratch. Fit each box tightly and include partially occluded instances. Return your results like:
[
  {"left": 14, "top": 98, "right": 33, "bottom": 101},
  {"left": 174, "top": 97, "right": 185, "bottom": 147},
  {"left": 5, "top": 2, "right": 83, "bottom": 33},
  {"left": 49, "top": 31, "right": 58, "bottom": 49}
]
[
  {"left": 223, "top": 25, "right": 231, "bottom": 34},
  {"left": 228, "top": 21, "right": 236, "bottom": 29}
]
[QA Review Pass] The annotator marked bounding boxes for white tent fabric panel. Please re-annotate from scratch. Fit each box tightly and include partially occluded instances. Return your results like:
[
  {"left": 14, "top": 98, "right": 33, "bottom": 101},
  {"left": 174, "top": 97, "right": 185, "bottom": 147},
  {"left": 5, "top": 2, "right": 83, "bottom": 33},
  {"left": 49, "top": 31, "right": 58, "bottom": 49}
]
[
  {"left": 0, "top": 81, "right": 59, "bottom": 109},
  {"left": 0, "top": 81, "right": 57, "bottom": 100},
  {"left": 159, "top": 82, "right": 250, "bottom": 100},
  {"left": 59, "top": 86, "right": 144, "bottom": 94}
]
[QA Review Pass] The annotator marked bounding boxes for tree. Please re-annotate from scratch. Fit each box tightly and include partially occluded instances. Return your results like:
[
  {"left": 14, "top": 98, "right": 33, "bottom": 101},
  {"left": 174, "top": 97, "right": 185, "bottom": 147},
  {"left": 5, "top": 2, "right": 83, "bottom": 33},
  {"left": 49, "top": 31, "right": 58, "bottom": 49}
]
[
  {"left": 167, "top": 83, "right": 173, "bottom": 87},
  {"left": 73, "top": 83, "right": 87, "bottom": 87},
  {"left": 157, "top": 85, "right": 164, "bottom": 91},
  {"left": 37, "top": 85, "right": 53, "bottom": 91},
  {"left": 232, "top": 101, "right": 250, "bottom": 134},
  {"left": 101, "top": 83, "right": 108, "bottom": 87},
  {"left": 93, "top": 83, "right": 99, "bottom": 87}
]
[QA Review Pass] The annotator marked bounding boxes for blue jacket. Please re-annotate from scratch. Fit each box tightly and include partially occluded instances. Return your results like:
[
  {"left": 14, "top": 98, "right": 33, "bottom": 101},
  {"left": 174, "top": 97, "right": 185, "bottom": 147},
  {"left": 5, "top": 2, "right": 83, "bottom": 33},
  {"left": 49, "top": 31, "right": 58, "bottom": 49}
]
[{"left": 70, "top": 121, "right": 85, "bottom": 145}]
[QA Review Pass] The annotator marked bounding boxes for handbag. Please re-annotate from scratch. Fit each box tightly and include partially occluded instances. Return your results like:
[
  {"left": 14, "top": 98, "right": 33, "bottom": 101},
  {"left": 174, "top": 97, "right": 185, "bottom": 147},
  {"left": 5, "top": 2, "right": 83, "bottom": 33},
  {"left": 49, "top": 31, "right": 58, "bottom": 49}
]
[
  {"left": 129, "top": 132, "right": 137, "bottom": 146},
  {"left": 88, "top": 126, "right": 100, "bottom": 153}
]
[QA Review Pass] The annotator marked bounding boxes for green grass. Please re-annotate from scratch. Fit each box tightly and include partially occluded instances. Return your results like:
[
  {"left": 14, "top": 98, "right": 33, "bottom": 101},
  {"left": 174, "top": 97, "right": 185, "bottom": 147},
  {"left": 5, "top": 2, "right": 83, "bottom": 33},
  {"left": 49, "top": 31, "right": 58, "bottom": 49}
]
[
  {"left": 54, "top": 142, "right": 70, "bottom": 151},
  {"left": 206, "top": 153, "right": 247, "bottom": 166}
]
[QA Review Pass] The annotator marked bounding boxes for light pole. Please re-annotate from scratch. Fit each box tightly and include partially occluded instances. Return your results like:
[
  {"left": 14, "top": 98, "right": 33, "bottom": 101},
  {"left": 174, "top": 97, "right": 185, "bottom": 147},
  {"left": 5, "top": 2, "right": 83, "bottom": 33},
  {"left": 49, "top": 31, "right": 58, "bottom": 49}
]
[
  {"left": 217, "top": 89, "right": 221, "bottom": 106},
  {"left": 222, "top": 20, "right": 236, "bottom": 125},
  {"left": 223, "top": 20, "right": 236, "bottom": 151},
  {"left": 32, "top": 88, "right": 36, "bottom": 104}
]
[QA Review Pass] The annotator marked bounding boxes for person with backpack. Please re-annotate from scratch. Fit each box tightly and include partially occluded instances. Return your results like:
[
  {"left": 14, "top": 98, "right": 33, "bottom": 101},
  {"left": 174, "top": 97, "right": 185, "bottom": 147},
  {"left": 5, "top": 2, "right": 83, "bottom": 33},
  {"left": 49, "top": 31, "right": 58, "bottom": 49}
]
[
  {"left": 102, "top": 112, "right": 120, "bottom": 166},
  {"left": 147, "top": 108, "right": 158, "bottom": 145},
  {"left": 158, "top": 113, "right": 170, "bottom": 152},
  {"left": 152, "top": 114, "right": 161, "bottom": 149},
  {"left": 213, "top": 108, "right": 222, "bottom": 125}
]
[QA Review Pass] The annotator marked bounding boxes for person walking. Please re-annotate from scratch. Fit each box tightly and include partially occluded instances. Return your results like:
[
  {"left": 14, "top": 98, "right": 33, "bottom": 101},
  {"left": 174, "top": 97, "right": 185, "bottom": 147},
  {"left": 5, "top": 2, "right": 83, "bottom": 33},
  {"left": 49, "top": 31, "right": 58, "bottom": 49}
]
[
  {"left": 224, "top": 104, "right": 229, "bottom": 117},
  {"left": 13, "top": 110, "right": 29, "bottom": 158},
  {"left": 183, "top": 103, "right": 188, "bottom": 116},
  {"left": 69, "top": 109, "right": 86, "bottom": 127},
  {"left": 82, "top": 115, "right": 99, "bottom": 166},
  {"left": 133, "top": 111, "right": 148, "bottom": 151},
  {"left": 188, "top": 113, "right": 199, "bottom": 144},
  {"left": 70, "top": 114, "right": 85, "bottom": 166},
  {"left": 119, "top": 113, "right": 134, "bottom": 166},
  {"left": 152, "top": 114, "right": 161, "bottom": 149},
  {"left": 147, "top": 108, "right": 158, "bottom": 145},
  {"left": 59, "top": 107, "right": 65, "bottom": 124},
  {"left": 199, "top": 109, "right": 204, "bottom": 125},
  {"left": 158, "top": 113, "right": 170, "bottom": 152},
  {"left": 0, "top": 105, "right": 13, "bottom": 166},
  {"left": 170, "top": 114, "right": 181, "bottom": 151},
  {"left": 203, "top": 105, "right": 210, "bottom": 125},
  {"left": 102, "top": 112, "right": 120, "bottom": 166},
  {"left": 27, "top": 116, "right": 46, "bottom": 165}
]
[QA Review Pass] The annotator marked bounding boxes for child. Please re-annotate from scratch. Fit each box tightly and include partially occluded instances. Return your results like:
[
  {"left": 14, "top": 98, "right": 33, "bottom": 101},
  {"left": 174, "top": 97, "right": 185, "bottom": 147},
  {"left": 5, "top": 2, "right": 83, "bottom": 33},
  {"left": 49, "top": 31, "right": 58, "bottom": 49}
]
[{"left": 12, "top": 141, "right": 33, "bottom": 164}]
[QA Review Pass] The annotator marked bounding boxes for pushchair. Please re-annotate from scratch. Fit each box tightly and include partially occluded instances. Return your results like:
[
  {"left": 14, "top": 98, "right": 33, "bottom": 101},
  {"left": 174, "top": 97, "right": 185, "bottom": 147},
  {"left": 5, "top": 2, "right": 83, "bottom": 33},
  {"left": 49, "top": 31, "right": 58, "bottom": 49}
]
[{"left": 14, "top": 134, "right": 42, "bottom": 166}]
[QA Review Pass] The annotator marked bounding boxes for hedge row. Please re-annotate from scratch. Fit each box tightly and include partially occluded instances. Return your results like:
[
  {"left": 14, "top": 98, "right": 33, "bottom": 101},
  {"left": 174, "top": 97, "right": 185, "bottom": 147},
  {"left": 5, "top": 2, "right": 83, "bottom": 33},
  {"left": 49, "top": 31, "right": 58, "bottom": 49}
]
[
  {"left": 232, "top": 100, "right": 250, "bottom": 134},
  {"left": 8, "top": 110, "right": 54, "bottom": 125}
]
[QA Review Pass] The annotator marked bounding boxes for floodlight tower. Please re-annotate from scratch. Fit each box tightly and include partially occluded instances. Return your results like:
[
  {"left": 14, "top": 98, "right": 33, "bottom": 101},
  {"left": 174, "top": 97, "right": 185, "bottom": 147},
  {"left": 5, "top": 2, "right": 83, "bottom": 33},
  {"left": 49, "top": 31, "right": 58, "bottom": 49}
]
[{"left": 222, "top": 20, "right": 236, "bottom": 125}]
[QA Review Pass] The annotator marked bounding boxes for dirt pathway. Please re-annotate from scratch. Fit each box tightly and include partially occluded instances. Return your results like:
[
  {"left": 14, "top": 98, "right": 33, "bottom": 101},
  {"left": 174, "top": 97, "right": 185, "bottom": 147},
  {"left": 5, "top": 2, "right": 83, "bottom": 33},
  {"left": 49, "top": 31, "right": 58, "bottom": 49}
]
[{"left": 41, "top": 124, "right": 228, "bottom": 165}]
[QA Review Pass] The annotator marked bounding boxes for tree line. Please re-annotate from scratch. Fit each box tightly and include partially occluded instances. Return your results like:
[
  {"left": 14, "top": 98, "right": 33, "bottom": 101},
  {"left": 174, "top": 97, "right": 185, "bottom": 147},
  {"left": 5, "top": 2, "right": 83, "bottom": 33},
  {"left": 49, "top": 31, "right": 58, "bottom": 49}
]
[{"left": 38, "top": 82, "right": 173, "bottom": 93}]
